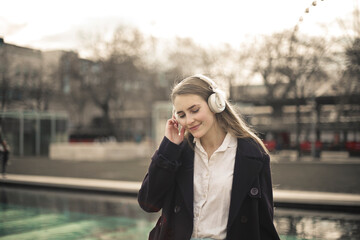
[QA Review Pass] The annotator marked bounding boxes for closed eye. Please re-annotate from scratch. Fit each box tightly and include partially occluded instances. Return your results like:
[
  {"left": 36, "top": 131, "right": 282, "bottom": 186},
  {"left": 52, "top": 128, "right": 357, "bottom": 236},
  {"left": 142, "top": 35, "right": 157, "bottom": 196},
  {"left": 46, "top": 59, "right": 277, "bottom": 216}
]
[
  {"left": 178, "top": 108, "right": 199, "bottom": 118},
  {"left": 176, "top": 105, "right": 200, "bottom": 118},
  {"left": 191, "top": 108, "right": 200, "bottom": 114}
]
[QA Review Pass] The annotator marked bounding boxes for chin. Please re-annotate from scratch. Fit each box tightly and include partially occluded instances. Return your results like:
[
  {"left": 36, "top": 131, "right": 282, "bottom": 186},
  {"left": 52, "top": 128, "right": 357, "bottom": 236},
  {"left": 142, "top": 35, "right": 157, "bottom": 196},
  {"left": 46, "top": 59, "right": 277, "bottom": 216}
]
[{"left": 190, "top": 131, "right": 205, "bottom": 139}]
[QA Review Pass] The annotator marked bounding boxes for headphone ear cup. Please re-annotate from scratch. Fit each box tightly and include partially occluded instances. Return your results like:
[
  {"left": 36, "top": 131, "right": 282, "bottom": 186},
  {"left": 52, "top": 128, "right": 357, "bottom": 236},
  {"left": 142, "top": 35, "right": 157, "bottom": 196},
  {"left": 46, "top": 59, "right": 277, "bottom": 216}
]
[{"left": 208, "top": 92, "right": 226, "bottom": 113}]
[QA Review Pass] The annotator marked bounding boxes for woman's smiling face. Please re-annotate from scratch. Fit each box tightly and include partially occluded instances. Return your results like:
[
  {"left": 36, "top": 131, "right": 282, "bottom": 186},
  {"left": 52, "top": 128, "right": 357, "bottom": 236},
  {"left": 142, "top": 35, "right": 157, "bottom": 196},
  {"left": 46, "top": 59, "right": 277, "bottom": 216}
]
[{"left": 173, "top": 94, "right": 216, "bottom": 139}]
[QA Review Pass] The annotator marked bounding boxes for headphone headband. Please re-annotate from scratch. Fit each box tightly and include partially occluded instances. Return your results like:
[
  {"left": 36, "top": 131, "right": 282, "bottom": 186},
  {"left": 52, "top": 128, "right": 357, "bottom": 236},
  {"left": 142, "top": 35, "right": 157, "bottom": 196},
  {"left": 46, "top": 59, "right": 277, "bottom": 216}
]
[
  {"left": 192, "top": 74, "right": 218, "bottom": 91},
  {"left": 191, "top": 74, "right": 226, "bottom": 113}
]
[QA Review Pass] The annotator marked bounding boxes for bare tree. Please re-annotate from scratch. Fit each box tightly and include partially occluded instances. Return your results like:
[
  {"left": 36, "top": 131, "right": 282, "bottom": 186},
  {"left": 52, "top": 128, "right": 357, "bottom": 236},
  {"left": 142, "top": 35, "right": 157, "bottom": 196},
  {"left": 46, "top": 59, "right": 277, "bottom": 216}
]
[
  {"left": 337, "top": 4, "right": 360, "bottom": 96},
  {"left": 279, "top": 33, "right": 330, "bottom": 155},
  {"left": 55, "top": 52, "right": 90, "bottom": 128},
  {"left": 250, "top": 30, "right": 331, "bottom": 155},
  {"left": 333, "top": 5, "right": 360, "bottom": 144},
  {"left": 165, "top": 37, "right": 242, "bottom": 96},
  {"left": 166, "top": 37, "right": 207, "bottom": 77},
  {"left": 78, "top": 25, "right": 151, "bottom": 139},
  {"left": 251, "top": 33, "right": 289, "bottom": 116}
]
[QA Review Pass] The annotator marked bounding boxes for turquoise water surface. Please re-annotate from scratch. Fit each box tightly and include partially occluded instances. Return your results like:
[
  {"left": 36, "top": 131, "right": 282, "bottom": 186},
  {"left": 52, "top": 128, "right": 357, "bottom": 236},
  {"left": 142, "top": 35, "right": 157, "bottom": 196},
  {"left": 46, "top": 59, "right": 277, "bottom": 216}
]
[
  {"left": 0, "top": 204, "right": 154, "bottom": 240},
  {"left": 1, "top": 187, "right": 359, "bottom": 240},
  {"left": 0, "top": 204, "right": 308, "bottom": 240}
]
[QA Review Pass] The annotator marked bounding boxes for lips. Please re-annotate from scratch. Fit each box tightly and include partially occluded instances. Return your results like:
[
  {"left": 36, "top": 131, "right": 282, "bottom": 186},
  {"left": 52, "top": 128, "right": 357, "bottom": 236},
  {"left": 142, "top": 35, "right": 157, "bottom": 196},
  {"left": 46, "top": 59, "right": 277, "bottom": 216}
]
[{"left": 189, "top": 124, "right": 201, "bottom": 131}]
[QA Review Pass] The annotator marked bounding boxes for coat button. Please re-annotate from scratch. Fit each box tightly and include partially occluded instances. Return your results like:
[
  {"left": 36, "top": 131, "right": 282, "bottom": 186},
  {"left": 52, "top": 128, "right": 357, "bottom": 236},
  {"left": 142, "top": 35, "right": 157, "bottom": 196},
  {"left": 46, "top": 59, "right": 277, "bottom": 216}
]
[
  {"left": 174, "top": 205, "right": 181, "bottom": 213},
  {"left": 250, "top": 187, "right": 259, "bottom": 196},
  {"left": 240, "top": 215, "right": 248, "bottom": 223}
]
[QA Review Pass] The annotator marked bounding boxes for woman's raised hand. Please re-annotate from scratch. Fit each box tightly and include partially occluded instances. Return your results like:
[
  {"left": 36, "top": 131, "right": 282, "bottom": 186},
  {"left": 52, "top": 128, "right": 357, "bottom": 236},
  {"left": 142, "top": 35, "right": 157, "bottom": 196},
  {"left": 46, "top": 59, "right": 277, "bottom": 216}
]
[{"left": 165, "top": 116, "right": 185, "bottom": 145}]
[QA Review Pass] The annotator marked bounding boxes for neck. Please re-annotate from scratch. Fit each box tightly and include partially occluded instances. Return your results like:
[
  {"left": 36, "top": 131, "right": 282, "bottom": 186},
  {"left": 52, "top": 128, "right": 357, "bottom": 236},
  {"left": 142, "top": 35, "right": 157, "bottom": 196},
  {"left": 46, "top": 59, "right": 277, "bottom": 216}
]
[{"left": 200, "top": 124, "right": 226, "bottom": 155}]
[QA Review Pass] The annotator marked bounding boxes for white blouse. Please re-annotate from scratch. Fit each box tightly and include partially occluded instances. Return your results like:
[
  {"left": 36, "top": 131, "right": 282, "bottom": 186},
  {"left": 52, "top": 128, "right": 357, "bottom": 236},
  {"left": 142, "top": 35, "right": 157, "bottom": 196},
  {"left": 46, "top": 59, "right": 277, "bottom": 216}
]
[{"left": 191, "top": 133, "right": 237, "bottom": 240}]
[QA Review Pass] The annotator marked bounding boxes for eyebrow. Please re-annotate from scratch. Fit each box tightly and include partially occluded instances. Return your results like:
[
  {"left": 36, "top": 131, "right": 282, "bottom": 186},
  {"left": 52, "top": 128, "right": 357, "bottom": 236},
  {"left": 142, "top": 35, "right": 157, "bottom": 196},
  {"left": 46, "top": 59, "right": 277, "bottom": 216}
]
[{"left": 176, "top": 105, "right": 199, "bottom": 114}]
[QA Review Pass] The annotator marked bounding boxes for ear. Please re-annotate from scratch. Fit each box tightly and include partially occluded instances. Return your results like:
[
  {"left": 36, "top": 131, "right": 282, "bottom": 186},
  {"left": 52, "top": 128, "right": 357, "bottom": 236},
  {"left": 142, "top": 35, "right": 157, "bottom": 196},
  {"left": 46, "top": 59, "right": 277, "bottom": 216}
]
[{"left": 172, "top": 106, "right": 178, "bottom": 120}]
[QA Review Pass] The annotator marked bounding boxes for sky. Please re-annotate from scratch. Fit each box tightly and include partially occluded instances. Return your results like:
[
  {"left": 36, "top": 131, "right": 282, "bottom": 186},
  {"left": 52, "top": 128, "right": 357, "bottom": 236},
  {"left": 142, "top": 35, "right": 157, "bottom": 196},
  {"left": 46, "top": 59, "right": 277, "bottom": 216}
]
[{"left": 0, "top": 0, "right": 358, "bottom": 57}]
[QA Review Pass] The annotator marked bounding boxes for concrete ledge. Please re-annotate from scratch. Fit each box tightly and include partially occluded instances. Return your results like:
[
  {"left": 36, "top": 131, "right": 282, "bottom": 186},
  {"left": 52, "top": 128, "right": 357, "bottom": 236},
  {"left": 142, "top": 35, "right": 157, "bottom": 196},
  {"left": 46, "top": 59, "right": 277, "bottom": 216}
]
[
  {"left": 2, "top": 174, "right": 360, "bottom": 210},
  {"left": 274, "top": 189, "right": 360, "bottom": 206},
  {"left": 49, "top": 142, "right": 152, "bottom": 161},
  {"left": 0, "top": 174, "right": 141, "bottom": 195},
  {"left": 321, "top": 151, "right": 349, "bottom": 159}
]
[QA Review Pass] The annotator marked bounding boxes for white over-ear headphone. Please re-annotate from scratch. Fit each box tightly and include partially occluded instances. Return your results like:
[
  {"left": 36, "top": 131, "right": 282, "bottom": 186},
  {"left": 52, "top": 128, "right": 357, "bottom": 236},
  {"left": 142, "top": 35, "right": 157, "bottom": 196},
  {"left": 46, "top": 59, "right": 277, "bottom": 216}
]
[{"left": 192, "top": 74, "right": 226, "bottom": 113}]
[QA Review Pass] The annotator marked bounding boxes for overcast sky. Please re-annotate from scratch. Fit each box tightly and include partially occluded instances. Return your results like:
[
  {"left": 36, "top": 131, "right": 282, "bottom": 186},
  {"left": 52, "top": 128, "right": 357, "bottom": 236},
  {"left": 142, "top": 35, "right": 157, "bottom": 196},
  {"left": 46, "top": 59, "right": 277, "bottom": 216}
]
[{"left": 0, "top": 0, "right": 358, "bottom": 57}]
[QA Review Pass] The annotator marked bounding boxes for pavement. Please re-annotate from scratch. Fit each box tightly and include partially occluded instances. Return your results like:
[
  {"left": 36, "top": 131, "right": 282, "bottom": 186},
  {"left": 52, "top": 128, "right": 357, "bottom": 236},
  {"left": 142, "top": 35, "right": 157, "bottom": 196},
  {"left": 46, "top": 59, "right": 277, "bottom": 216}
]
[
  {"left": 3, "top": 151, "right": 360, "bottom": 193},
  {"left": 1, "top": 152, "right": 360, "bottom": 212}
]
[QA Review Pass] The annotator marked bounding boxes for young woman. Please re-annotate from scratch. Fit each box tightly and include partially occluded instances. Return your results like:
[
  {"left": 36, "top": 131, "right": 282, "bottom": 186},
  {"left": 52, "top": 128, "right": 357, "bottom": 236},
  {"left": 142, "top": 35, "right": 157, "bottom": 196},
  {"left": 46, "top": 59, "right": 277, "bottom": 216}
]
[{"left": 138, "top": 75, "right": 280, "bottom": 240}]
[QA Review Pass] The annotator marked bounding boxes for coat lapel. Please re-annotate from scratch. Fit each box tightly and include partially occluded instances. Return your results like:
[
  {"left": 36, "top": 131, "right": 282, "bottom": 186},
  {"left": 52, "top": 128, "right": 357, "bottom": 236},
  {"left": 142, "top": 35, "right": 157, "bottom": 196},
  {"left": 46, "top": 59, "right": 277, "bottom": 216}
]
[
  {"left": 227, "top": 138, "right": 264, "bottom": 229},
  {"left": 176, "top": 143, "right": 194, "bottom": 217}
]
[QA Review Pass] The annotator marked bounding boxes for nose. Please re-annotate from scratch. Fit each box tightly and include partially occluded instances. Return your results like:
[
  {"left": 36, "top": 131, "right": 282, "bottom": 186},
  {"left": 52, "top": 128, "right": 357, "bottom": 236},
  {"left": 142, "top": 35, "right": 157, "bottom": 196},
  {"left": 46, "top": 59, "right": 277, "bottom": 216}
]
[{"left": 185, "top": 115, "right": 195, "bottom": 126}]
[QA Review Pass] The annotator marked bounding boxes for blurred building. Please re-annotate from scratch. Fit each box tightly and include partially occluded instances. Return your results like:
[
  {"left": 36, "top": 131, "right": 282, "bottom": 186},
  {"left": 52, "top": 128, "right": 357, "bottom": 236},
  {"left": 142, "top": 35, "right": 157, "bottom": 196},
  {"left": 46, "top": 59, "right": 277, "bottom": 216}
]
[
  {"left": 2, "top": 37, "right": 359, "bottom": 157},
  {"left": 0, "top": 38, "right": 69, "bottom": 156},
  {"left": 0, "top": 38, "right": 155, "bottom": 155}
]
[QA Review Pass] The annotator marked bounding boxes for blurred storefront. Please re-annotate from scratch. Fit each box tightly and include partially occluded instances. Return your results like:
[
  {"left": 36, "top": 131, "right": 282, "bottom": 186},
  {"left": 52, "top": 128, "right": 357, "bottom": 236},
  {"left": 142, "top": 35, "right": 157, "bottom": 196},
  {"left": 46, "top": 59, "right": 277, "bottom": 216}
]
[{"left": 233, "top": 85, "right": 360, "bottom": 156}]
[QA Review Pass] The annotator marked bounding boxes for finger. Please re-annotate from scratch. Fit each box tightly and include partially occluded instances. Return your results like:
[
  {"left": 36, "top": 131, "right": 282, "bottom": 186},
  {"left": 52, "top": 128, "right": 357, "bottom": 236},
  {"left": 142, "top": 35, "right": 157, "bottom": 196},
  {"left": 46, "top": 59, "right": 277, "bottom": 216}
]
[
  {"left": 167, "top": 119, "right": 176, "bottom": 127},
  {"left": 179, "top": 125, "right": 186, "bottom": 137},
  {"left": 170, "top": 118, "right": 178, "bottom": 128}
]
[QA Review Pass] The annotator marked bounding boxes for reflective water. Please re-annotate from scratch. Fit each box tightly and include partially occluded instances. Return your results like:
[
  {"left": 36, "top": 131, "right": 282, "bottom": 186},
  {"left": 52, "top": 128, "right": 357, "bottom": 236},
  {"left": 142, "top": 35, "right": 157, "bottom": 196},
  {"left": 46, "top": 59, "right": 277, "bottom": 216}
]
[
  {"left": 274, "top": 209, "right": 360, "bottom": 240},
  {"left": 0, "top": 204, "right": 154, "bottom": 240},
  {"left": 1, "top": 187, "right": 360, "bottom": 240}
]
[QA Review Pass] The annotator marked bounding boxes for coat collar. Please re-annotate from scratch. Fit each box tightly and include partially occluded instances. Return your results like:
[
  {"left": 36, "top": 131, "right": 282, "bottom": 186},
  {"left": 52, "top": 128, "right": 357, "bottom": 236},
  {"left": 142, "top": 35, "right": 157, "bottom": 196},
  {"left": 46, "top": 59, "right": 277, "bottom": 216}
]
[{"left": 176, "top": 138, "right": 264, "bottom": 224}]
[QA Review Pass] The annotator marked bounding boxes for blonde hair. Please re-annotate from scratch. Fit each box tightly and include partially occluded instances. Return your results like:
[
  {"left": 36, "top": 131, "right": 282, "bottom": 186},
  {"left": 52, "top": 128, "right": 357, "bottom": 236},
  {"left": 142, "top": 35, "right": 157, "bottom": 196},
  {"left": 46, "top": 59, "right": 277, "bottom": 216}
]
[{"left": 171, "top": 75, "right": 269, "bottom": 154}]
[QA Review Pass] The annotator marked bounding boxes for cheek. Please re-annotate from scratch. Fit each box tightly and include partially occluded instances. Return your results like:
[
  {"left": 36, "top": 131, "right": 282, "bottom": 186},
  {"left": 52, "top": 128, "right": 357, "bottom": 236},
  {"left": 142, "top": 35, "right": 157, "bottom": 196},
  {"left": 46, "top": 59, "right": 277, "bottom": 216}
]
[
  {"left": 178, "top": 118, "right": 187, "bottom": 126},
  {"left": 202, "top": 112, "right": 216, "bottom": 127},
  {"left": 198, "top": 109, "right": 213, "bottom": 122}
]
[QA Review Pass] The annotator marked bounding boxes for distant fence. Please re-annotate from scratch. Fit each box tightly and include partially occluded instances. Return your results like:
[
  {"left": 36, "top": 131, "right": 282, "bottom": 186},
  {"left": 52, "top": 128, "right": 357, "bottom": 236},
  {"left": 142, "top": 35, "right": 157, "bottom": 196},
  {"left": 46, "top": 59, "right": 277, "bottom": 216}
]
[{"left": 1, "top": 111, "right": 68, "bottom": 156}]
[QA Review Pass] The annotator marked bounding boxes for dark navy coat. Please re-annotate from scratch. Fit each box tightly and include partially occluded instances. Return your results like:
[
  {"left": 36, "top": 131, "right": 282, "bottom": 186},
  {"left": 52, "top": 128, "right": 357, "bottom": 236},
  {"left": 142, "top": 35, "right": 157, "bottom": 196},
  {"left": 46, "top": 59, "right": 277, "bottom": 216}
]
[{"left": 138, "top": 137, "right": 280, "bottom": 240}]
